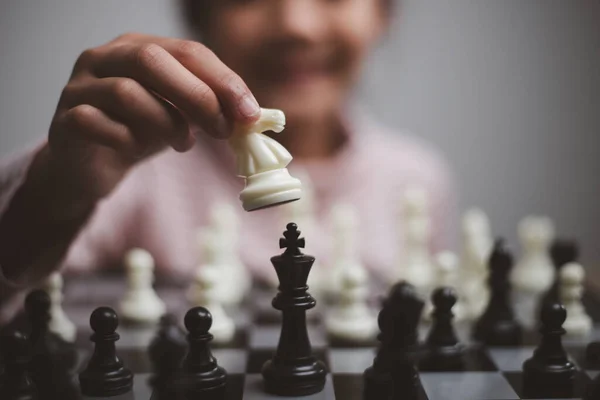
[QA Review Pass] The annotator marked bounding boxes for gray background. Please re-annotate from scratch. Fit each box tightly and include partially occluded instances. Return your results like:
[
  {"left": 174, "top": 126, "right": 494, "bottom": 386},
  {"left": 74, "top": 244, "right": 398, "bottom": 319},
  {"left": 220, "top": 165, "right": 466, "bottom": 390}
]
[{"left": 0, "top": 1, "right": 599, "bottom": 263}]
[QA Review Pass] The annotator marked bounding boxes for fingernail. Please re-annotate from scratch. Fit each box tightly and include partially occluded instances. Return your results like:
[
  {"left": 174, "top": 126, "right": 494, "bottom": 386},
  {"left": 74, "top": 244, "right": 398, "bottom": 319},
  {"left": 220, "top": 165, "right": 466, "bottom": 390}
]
[{"left": 238, "top": 94, "right": 260, "bottom": 118}]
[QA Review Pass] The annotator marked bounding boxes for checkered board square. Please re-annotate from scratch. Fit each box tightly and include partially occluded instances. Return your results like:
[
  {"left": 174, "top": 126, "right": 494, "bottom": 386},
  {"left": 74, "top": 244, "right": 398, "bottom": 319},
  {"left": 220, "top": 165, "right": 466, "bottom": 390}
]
[{"left": 4, "top": 273, "right": 600, "bottom": 400}]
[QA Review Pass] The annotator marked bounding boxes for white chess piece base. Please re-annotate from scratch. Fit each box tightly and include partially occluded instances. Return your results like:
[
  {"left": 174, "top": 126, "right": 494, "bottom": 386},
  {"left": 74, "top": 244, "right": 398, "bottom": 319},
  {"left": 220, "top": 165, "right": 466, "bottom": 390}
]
[
  {"left": 326, "top": 305, "right": 378, "bottom": 342},
  {"left": 240, "top": 168, "right": 301, "bottom": 211},
  {"left": 120, "top": 293, "right": 166, "bottom": 324}
]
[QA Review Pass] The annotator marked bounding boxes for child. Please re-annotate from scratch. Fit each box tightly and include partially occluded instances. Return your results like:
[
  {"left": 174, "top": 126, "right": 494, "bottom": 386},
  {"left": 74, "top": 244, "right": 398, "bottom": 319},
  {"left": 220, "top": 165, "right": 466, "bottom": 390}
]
[{"left": 0, "top": 0, "right": 455, "bottom": 324}]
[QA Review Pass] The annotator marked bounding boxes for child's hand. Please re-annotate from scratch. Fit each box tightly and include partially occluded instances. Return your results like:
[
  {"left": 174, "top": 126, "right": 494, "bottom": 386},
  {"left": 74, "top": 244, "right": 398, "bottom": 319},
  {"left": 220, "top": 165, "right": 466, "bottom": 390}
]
[{"left": 45, "top": 33, "right": 261, "bottom": 201}]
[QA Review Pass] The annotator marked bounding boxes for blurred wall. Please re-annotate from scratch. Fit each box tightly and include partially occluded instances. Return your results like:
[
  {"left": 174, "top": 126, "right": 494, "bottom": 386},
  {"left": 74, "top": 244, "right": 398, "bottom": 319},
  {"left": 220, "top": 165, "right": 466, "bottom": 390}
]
[{"left": 0, "top": 1, "right": 599, "bottom": 263}]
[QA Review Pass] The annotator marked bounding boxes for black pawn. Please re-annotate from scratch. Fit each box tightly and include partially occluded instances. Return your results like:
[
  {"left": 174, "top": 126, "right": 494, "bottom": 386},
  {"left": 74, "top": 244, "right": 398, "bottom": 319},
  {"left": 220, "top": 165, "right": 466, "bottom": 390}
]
[
  {"left": 522, "top": 302, "right": 576, "bottom": 398},
  {"left": 473, "top": 239, "right": 523, "bottom": 346},
  {"left": 364, "top": 281, "right": 424, "bottom": 400},
  {"left": 0, "top": 330, "right": 36, "bottom": 400},
  {"left": 24, "top": 290, "right": 79, "bottom": 400},
  {"left": 541, "top": 239, "right": 579, "bottom": 307},
  {"left": 181, "top": 307, "right": 227, "bottom": 399},
  {"left": 79, "top": 307, "right": 133, "bottom": 397},
  {"left": 148, "top": 314, "right": 188, "bottom": 397},
  {"left": 585, "top": 341, "right": 600, "bottom": 369},
  {"left": 422, "top": 287, "right": 464, "bottom": 370}
]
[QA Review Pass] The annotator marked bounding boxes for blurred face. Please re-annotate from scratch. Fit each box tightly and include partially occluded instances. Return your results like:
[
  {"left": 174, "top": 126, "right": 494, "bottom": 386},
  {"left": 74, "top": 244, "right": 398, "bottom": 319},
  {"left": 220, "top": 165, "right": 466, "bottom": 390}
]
[{"left": 198, "top": 0, "right": 387, "bottom": 123}]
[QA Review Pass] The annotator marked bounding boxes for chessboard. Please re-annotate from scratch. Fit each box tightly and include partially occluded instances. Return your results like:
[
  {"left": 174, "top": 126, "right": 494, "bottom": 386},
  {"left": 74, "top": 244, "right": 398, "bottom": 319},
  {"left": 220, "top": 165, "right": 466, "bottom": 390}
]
[{"left": 4, "top": 270, "right": 600, "bottom": 400}]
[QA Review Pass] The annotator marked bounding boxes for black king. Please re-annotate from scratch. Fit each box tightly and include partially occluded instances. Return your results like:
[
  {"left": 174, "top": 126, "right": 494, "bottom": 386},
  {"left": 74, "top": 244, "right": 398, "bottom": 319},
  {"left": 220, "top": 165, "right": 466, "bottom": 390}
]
[{"left": 261, "top": 223, "right": 327, "bottom": 396}]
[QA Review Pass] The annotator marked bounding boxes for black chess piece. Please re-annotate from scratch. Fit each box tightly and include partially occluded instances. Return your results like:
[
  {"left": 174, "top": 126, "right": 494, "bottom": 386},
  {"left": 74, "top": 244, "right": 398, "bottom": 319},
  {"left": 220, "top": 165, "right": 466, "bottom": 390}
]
[
  {"left": 148, "top": 313, "right": 188, "bottom": 395},
  {"left": 79, "top": 307, "right": 133, "bottom": 397},
  {"left": 585, "top": 341, "right": 600, "bottom": 369},
  {"left": 261, "top": 223, "right": 327, "bottom": 396},
  {"left": 522, "top": 302, "right": 576, "bottom": 398},
  {"left": 363, "top": 281, "right": 424, "bottom": 400},
  {"left": 540, "top": 239, "right": 579, "bottom": 309},
  {"left": 473, "top": 239, "right": 523, "bottom": 346},
  {"left": 421, "top": 287, "right": 464, "bottom": 370},
  {"left": 24, "top": 290, "right": 79, "bottom": 400},
  {"left": 180, "top": 307, "right": 227, "bottom": 400},
  {"left": 0, "top": 330, "right": 37, "bottom": 400}
]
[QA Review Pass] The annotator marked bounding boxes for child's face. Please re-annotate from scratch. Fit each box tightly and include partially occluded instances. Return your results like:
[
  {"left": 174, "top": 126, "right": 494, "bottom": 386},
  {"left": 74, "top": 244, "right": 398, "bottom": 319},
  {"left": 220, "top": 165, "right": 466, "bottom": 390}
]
[{"left": 200, "top": 0, "right": 387, "bottom": 123}]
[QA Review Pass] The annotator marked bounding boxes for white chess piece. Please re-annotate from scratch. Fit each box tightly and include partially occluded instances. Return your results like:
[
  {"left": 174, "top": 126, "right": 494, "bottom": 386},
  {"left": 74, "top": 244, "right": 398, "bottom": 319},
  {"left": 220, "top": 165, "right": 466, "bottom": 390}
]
[
  {"left": 229, "top": 108, "right": 302, "bottom": 211},
  {"left": 119, "top": 248, "right": 166, "bottom": 324},
  {"left": 207, "top": 202, "right": 251, "bottom": 304},
  {"left": 188, "top": 264, "right": 235, "bottom": 344},
  {"left": 325, "top": 248, "right": 377, "bottom": 342},
  {"left": 42, "top": 272, "right": 76, "bottom": 343},
  {"left": 280, "top": 170, "right": 324, "bottom": 292},
  {"left": 511, "top": 216, "right": 556, "bottom": 328},
  {"left": 326, "top": 204, "right": 364, "bottom": 297},
  {"left": 460, "top": 209, "right": 493, "bottom": 320},
  {"left": 435, "top": 251, "right": 465, "bottom": 321},
  {"left": 396, "top": 187, "right": 434, "bottom": 298},
  {"left": 560, "top": 262, "right": 591, "bottom": 337}
]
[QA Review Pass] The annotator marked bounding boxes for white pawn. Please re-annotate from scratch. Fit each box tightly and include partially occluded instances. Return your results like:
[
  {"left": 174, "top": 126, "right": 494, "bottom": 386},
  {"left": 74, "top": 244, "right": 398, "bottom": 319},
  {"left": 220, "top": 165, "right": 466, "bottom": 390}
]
[
  {"left": 460, "top": 209, "right": 493, "bottom": 320},
  {"left": 325, "top": 252, "right": 377, "bottom": 342},
  {"left": 435, "top": 251, "right": 465, "bottom": 322},
  {"left": 229, "top": 108, "right": 302, "bottom": 211},
  {"left": 119, "top": 248, "right": 166, "bottom": 324},
  {"left": 560, "top": 262, "right": 591, "bottom": 337},
  {"left": 326, "top": 204, "right": 363, "bottom": 297},
  {"left": 396, "top": 187, "right": 434, "bottom": 298},
  {"left": 207, "top": 202, "right": 250, "bottom": 304},
  {"left": 511, "top": 216, "right": 555, "bottom": 328},
  {"left": 188, "top": 264, "right": 235, "bottom": 344},
  {"left": 42, "top": 272, "right": 76, "bottom": 343}
]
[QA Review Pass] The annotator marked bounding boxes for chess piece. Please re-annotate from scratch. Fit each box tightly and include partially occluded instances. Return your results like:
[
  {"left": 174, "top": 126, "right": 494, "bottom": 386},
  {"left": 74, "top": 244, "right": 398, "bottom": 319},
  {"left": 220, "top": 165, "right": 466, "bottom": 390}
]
[
  {"left": 229, "top": 108, "right": 302, "bottom": 211},
  {"left": 206, "top": 202, "right": 250, "bottom": 304},
  {"left": 522, "top": 302, "right": 576, "bottom": 398},
  {"left": 541, "top": 239, "right": 579, "bottom": 307},
  {"left": 41, "top": 272, "right": 76, "bottom": 343},
  {"left": 79, "top": 307, "right": 133, "bottom": 397},
  {"left": 511, "top": 216, "right": 555, "bottom": 329},
  {"left": 560, "top": 262, "right": 591, "bottom": 337},
  {"left": 473, "top": 239, "right": 523, "bottom": 346},
  {"left": 325, "top": 245, "right": 377, "bottom": 343},
  {"left": 119, "top": 248, "right": 166, "bottom": 324},
  {"left": 0, "top": 330, "right": 37, "bottom": 400},
  {"left": 421, "top": 287, "right": 464, "bottom": 370},
  {"left": 24, "top": 290, "right": 77, "bottom": 380},
  {"left": 396, "top": 187, "right": 434, "bottom": 298},
  {"left": 363, "top": 281, "right": 425, "bottom": 399},
  {"left": 326, "top": 203, "right": 364, "bottom": 297},
  {"left": 460, "top": 209, "right": 493, "bottom": 320},
  {"left": 187, "top": 262, "right": 235, "bottom": 344},
  {"left": 261, "top": 223, "right": 327, "bottom": 396},
  {"left": 586, "top": 341, "right": 600, "bottom": 369},
  {"left": 426, "top": 251, "right": 465, "bottom": 321},
  {"left": 148, "top": 314, "right": 188, "bottom": 393},
  {"left": 279, "top": 169, "right": 323, "bottom": 293},
  {"left": 181, "top": 307, "right": 227, "bottom": 398}
]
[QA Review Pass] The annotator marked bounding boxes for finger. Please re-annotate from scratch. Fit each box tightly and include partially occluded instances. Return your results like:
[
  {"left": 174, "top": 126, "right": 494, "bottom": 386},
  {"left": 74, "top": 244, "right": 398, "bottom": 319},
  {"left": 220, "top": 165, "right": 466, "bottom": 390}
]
[
  {"left": 61, "top": 77, "right": 192, "bottom": 152},
  {"left": 111, "top": 34, "right": 261, "bottom": 123},
  {"left": 92, "top": 43, "right": 233, "bottom": 139},
  {"left": 52, "top": 104, "right": 142, "bottom": 157},
  {"left": 158, "top": 38, "right": 261, "bottom": 122}
]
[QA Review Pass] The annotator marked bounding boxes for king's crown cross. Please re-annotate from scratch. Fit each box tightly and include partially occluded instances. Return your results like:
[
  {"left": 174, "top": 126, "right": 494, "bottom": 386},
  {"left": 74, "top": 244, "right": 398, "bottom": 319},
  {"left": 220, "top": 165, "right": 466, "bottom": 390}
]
[{"left": 279, "top": 223, "right": 305, "bottom": 256}]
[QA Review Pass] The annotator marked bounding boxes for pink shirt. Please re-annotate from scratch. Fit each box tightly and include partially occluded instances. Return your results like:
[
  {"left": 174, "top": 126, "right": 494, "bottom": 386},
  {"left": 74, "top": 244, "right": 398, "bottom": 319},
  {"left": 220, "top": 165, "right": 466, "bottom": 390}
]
[{"left": 0, "top": 108, "right": 456, "bottom": 324}]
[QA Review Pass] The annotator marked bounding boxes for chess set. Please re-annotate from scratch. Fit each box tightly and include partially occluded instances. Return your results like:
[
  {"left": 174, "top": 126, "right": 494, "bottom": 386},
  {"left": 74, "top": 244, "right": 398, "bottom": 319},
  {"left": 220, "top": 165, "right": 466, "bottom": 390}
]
[{"left": 2, "top": 223, "right": 600, "bottom": 400}]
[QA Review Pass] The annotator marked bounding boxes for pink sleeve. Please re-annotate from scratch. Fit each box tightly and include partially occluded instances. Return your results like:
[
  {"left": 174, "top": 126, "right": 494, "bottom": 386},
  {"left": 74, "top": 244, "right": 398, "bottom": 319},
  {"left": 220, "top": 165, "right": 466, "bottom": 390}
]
[{"left": 0, "top": 143, "right": 143, "bottom": 325}]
